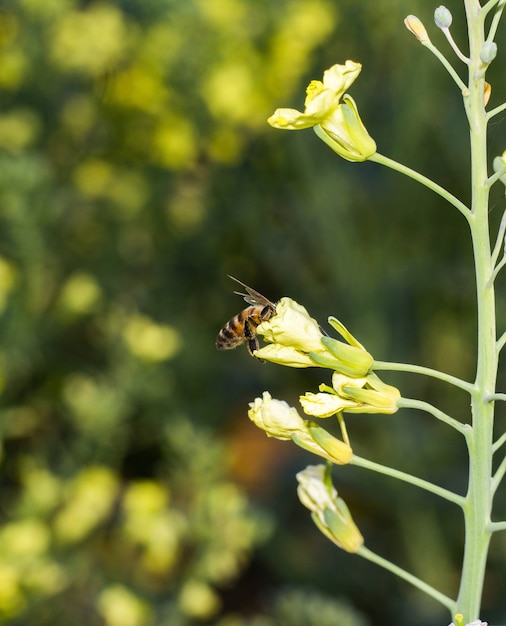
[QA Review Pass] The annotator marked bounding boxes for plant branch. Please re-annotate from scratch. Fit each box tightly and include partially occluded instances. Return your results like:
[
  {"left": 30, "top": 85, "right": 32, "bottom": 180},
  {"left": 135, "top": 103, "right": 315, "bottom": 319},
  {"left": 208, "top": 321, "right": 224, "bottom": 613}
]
[
  {"left": 399, "top": 397, "right": 469, "bottom": 434},
  {"left": 497, "top": 331, "right": 506, "bottom": 354},
  {"left": 488, "top": 520, "right": 506, "bottom": 532},
  {"left": 492, "top": 431, "right": 506, "bottom": 454},
  {"left": 369, "top": 153, "right": 471, "bottom": 219},
  {"left": 491, "top": 209, "right": 506, "bottom": 266},
  {"left": 442, "top": 28, "right": 471, "bottom": 64},
  {"left": 373, "top": 361, "right": 475, "bottom": 393},
  {"left": 421, "top": 40, "right": 469, "bottom": 91},
  {"left": 357, "top": 546, "right": 457, "bottom": 613},
  {"left": 491, "top": 453, "right": 506, "bottom": 495},
  {"left": 351, "top": 455, "right": 465, "bottom": 506},
  {"left": 486, "top": 0, "right": 506, "bottom": 42},
  {"left": 487, "top": 100, "right": 506, "bottom": 119}
]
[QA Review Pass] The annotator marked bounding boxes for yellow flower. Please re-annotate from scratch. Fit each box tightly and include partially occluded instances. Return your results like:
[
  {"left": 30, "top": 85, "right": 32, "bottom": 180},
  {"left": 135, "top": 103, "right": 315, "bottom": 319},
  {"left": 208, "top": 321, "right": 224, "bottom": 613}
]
[
  {"left": 255, "top": 298, "right": 373, "bottom": 376},
  {"left": 296, "top": 465, "right": 363, "bottom": 552},
  {"left": 248, "top": 392, "right": 307, "bottom": 440},
  {"left": 300, "top": 372, "right": 400, "bottom": 417},
  {"left": 248, "top": 393, "right": 352, "bottom": 465},
  {"left": 268, "top": 61, "right": 376, "bottom": 162},
  {"left": 257, "top": 297, "right": 323, "bottom": 352},
  {"left": 332, "top": 372, "right": 400, "bottom": 414},
  {"left": 299, "top": 391, "right": 357, "bottom": 417}
]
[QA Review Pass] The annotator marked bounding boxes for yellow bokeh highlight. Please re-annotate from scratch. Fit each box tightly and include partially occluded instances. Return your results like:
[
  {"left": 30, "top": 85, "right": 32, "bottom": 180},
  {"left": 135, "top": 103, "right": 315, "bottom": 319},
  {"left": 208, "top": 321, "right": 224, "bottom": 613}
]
[
  {"left": 62, "top": 373, "right": 127, "bottom": 433},
  {"left": 0, "top": 519, "right": 50, "bottom": 558},
  {"left": 267, "top": 0, "right": 336, "bottom": 95},
  {"left": 203, "top": 61, "right": 267, "bottom": 125},
  {"left": 61, "top": 94, "right": 97, "bottom": 139},
  {"left": 0, "top": 257, "right": 16, "bottom": 314},
  {"left": 106, "top": 64, "right": 168, "bottom": 114},
  {"left": 151, "top": 115, "right": 198, "bottom": 169},
  {"left": 123, "top": 315, "right": 182, "bottom": 362},
  {"left": 0, "top": 109, "right": 39, "bottom": 152},
  {"left": 0, "top": 49, "right": 27, "bottom": 90},
  {"left": 54, "top": 466, "right": 119, "bottom": 543},
  {"left": 57, "top": 272, "right": 102, "bottom": 316},
  {"left": 0, "top": 564, "right": 23, "bottom": 616},
  {"left": 178, "top": 579, "right": 221, "bottom": 620},
  {"left": 98, "top": 585, "right": 151, "bottom": 626},
  {"left": 195, "top": 0, "right": 247, "bottom": 28},
  {"left": 20, "top": 463, "right": 62, "bottom": 513},
  {"left": 50, "top": 5, "right": 132, "bottom": 76},
  {"left": 122, "top": 481, "right": 185, "bottom": 574}
]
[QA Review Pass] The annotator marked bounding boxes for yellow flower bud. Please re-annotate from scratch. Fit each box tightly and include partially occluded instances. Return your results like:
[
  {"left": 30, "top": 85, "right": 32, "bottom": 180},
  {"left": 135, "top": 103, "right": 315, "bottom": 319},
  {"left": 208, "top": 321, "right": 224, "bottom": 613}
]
[
  {"left": 296, "top": 465, "right": 363, "bottom": 552},
  {"left": 332, "top": 372, "right": 400, "bottom": 414},
  {"left": 299, "top": 391, "right": 356, "bottom": 417},
  {"left": 253, "top": 344, "right": 318, "bottom": 368},
  {"left": 404, "top": 15, "right": 430, "bottom": 43}
]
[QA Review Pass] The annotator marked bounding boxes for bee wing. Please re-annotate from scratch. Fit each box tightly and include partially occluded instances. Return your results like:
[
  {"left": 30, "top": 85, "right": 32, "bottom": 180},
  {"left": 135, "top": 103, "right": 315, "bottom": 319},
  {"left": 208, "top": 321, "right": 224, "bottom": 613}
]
[{"left": 227, "top": 275, "right": 276, "bottom": 309}]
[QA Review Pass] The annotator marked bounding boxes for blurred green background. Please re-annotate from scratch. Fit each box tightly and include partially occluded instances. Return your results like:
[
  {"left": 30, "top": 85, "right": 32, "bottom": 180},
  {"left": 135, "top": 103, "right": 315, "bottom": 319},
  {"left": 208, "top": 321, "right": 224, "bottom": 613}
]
[{"left": 0, "top": 0, "right": 505, "bottom": 624}]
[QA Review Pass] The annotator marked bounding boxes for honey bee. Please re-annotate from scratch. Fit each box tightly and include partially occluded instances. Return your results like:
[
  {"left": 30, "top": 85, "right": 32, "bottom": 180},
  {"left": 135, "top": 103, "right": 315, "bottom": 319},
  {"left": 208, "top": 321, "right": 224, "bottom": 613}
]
[{"left": 216, "top": 276, "right": 276, "bottom": 357}]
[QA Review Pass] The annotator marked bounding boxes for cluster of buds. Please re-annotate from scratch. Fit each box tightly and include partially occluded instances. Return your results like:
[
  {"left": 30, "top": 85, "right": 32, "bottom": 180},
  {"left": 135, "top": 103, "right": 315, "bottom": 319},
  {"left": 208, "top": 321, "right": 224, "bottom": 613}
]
[{"left": 248, "top": 296, "right": 400, "bottom": 552}]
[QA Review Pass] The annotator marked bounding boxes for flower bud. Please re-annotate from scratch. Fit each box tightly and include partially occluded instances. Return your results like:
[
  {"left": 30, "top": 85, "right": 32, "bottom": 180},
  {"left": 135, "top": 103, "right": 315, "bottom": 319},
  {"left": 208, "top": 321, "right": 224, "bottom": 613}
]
[
  {"left": 332, "top": 372, "right": 401, "bottom": 414},
  {"left": 296, "top": 465, "right": 363, "bottom": 552},
  {"left": 480, "top": 41, "right": 497, "bottom": 64},
  {"left": 299, "top": 391, "right": 357, "bottom": 417},
  {"left": 404, "top": 15, "right": 430, "bottom": 43},
  {"left": 434, "top": 6, "right": 452, "bottom": 29}
]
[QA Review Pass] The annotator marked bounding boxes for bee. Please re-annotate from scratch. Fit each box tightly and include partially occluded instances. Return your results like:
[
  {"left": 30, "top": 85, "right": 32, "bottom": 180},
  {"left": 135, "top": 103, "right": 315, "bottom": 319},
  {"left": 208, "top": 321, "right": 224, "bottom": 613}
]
[{"left": 216, "top": 276, "right": 276, "bottom": 357}]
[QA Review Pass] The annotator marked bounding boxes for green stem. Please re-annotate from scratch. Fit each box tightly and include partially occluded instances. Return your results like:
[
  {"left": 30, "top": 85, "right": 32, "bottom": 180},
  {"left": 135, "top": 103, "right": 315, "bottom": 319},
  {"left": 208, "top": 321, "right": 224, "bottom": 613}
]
[
  {"left": 486, "top": 164, "right": 506, "bottom": 188},
  {"left": 488, "top": 520, "right": 506, "bottom": 532},
  {"left": 490, "top": 209, "right": 506, "bottom": 266},
  {"left": 398, "top": 397, "right": 469, "bottom": 434},
  {"left": 487, "top": 100, "right": 506, "bottom": 119},
  {"left": 496, "top": 330, "right": 506, "bottom": 353},
  {"left": 422, "top": 40, "right": 469, "bottom": 91},
  {"left": 357, "top": 546, "right": 457, "bottom": 613},
  {"left": 491, "top": 453, "right": 506, "bottom": 495},
  {"left": 455, "top": 3, "right": 496, "bottom": 622},
  {"left": 485, "top": 0, "right": 506, "bottom": 42},
  {"left": 373, "top": 360, "right": 475, "bottom": 393},
  {"left": 351, "top": 454, "right": 465, "bottom": 506},
  {"left": 369, "top": 153, "right": 471, "bottom": 219},
  {"left": 485, "top": 392, "right": 506, "bottom": 402},
  {"left": 492, "top": 431, "right": 506, "bottom": 453},
  {"left": 487, "top": 254, "right": 506, "bottom": 286},
  {"left": 441, "top": 28, "right": 470, "bottom": 64}
]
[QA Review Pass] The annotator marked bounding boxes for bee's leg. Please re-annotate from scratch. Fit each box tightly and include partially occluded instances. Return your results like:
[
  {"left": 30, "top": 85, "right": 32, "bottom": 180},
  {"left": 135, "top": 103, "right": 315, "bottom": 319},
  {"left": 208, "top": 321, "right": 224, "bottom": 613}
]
[{"left": 244, "top": 319, "right": 262, "bottom": 358}]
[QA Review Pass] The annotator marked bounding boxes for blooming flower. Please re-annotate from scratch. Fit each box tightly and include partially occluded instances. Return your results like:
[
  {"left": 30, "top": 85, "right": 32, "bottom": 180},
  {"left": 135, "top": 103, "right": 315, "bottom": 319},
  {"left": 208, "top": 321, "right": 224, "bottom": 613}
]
[
  {"left": 248, "top": 391, "right": 307, "bottom": 440},
  {"left": 268, "top": 61, "right": 376, "bottom": 162},
  {"left": 296, "top": 464, "right": 363, "bottom": 552}
]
